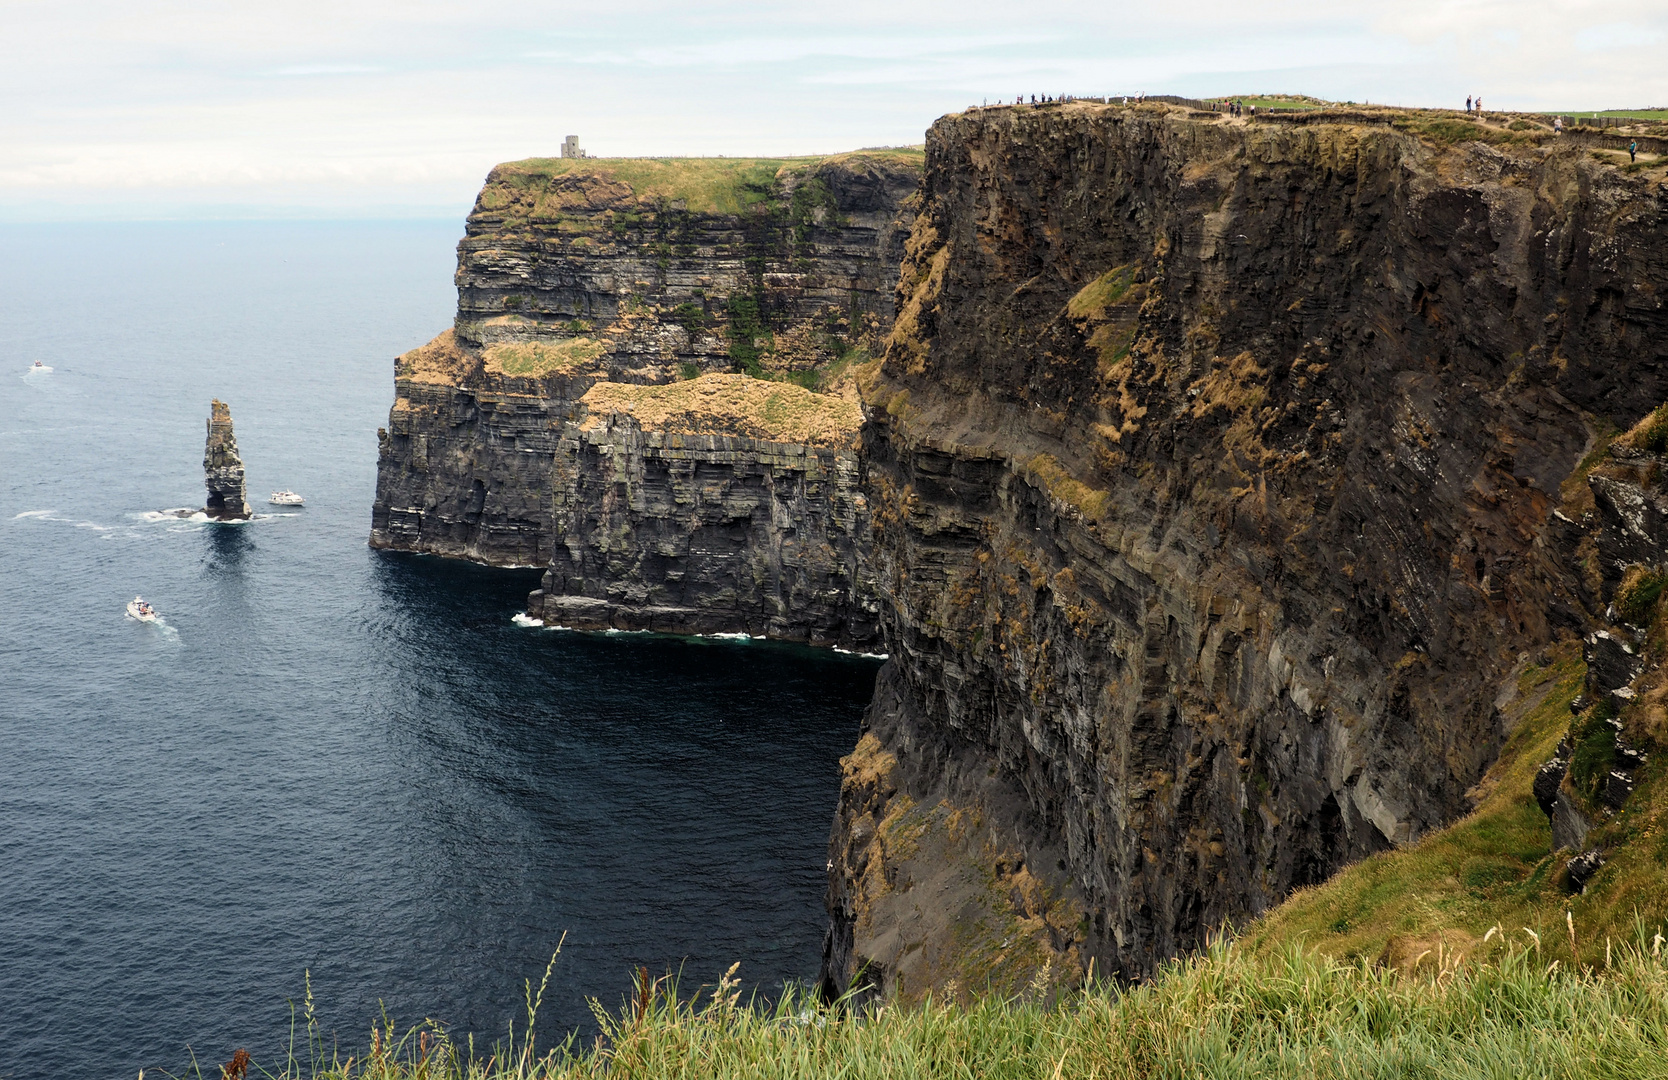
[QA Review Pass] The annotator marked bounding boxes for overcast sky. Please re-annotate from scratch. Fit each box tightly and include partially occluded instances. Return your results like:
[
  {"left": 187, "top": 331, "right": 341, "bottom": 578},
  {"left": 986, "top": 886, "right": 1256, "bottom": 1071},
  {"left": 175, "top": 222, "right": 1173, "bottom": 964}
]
[{"left": 3, "top": 0, "right": 1664, "bottom": 220}]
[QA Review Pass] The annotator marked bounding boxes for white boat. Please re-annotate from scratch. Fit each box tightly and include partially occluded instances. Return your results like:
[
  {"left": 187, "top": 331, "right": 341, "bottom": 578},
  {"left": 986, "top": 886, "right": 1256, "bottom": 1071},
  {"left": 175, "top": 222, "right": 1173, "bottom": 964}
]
[
  {"left": 126, "top": 596, "right": 159, "bottom": 622},
  {"left": 28, "top": 360, "right": 52, "bottom": 373},
  {"left": 269, "top": 490, "right": 305, "bottom": 506}
]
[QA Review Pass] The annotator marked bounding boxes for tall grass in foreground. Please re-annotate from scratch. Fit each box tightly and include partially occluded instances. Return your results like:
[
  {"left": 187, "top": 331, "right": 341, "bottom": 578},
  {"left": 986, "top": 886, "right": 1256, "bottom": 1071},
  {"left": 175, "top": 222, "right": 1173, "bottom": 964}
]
[{"left": 220, "top": 932, "right": 1668, "bottom": 1080}]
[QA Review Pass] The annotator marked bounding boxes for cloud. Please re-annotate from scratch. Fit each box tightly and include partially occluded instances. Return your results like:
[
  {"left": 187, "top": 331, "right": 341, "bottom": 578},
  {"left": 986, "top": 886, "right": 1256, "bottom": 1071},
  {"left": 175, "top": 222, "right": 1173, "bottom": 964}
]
[
  {"left": 2, "top": 0, "right": 1665, "bottom": 219},
  {"left": 268, "top": 64, "right": 387, "bottom": 77}
]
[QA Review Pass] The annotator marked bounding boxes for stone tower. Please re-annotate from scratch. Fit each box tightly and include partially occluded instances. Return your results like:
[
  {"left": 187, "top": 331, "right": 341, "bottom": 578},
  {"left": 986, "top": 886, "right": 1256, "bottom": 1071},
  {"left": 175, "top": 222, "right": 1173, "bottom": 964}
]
[
  {"left": 203, "top": 399, "right": 251, "bottom": 520},
  {"left": 560, "top": 135, "right": 585, "bottom": 159}
]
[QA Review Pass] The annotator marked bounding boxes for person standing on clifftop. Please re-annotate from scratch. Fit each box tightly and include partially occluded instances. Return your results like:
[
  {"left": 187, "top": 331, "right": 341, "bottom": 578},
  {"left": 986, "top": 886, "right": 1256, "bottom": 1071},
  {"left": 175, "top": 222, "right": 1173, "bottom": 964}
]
[
  {"left": 1466, "top": 95, "right": 1473, "bottom": 113},
  {"left": 1630, "top": 140, "right": 1639, "bottom": 162}
]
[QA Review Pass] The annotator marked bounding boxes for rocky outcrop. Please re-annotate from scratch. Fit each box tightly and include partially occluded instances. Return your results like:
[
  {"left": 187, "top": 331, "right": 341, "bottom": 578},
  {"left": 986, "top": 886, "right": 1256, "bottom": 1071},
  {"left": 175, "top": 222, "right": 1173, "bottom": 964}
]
[
  {"left": 823, "top": 102, "right": 1668, "bottom": 994},
  {"left": 1529, "top": 414, "right": 1668, "bottom": 880},
  {"left": 371, "top": 152, "right": 919, "bottom": 646},
  {"left": 523, "top": 375, "right": 877, "bottom": 646},
  {"left": 203, "top": 399, "right": 251, "bottom": 520}
]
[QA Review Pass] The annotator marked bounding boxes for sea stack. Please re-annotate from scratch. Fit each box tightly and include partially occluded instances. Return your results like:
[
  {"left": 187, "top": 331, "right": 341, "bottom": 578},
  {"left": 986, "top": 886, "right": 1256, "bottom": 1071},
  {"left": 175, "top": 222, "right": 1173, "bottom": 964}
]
[{"left": 202, "top": 399, "right": 251, "bottom": 520}]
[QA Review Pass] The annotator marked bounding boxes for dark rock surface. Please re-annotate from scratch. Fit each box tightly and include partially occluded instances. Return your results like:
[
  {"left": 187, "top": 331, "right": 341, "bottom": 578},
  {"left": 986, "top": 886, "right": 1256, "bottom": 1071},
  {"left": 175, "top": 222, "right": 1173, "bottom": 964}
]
[
  {"left": 1551, "top": 789, "right": 1594, "bottom": 852},
  {"left": 824, "top": 101, "right": 1668, "bottom": 992},
  {"left": 203, "top": 399, "right": 251, "bottom": 520},
  {"left": 1584, "top": 630, "right": 1640, "bottom": 696},
  {"left": 1533, "top": 742, "right": 1571, "bottom": 818},
  {"left": 1566, "top": 847, "right": 1605, "bottom": 891},
  {"left": 528, "top": 417, "right": 876, "bottom": 646}
]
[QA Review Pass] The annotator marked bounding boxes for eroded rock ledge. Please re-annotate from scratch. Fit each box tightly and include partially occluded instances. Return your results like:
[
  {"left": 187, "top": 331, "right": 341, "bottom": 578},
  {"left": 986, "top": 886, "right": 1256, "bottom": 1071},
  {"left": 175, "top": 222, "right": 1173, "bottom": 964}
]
[{"left": 822, "top": 101, "right": 1668, "bottom": 997}]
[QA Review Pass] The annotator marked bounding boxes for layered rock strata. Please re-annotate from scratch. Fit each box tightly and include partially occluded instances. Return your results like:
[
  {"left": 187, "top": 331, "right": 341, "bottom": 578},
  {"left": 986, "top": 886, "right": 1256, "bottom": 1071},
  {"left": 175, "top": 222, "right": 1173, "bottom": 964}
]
[
  {"left": 203, "top": 399, "right": 251, "bottom": 520},
  {"left": 371, "top": 151, "right": 919, "bottom": 646},
  {"left": 1533, "top": 411, "right": 1668, "bottom": 878},
  {"left": 527, "top": 375, "right": 877, "bottom": 645},
  {"left": 823, "top": 102, "right": 1668, "bottom": 996}
]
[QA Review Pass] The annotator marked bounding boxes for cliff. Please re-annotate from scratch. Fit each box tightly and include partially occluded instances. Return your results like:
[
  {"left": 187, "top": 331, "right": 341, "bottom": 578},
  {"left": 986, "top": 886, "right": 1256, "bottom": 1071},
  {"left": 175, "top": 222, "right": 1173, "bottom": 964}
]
[
  {"left": 823, "top": 102, "right": 1668, "bottom": 997},
  {"left": 371, "top": 151, "right": 921, "bottom": 646},
  {"left": 529, "top": 375, "right": 877, "bottom": 643}
]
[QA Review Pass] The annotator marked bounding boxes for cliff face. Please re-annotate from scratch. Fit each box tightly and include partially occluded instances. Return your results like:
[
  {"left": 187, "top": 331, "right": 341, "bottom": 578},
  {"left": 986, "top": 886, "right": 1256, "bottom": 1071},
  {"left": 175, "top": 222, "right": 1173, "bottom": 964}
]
[
  {"left": 371, "top": 152, "right": 919, "bottom": 645},
  {"left": 823, "top": 104, "right": 1668, "bottom": 996},
  {"left": 528, "top": 375, "right": 877, "bottom": 644},
  {"left": 452, "top": 153, "right": 919, "bottom": 365}
]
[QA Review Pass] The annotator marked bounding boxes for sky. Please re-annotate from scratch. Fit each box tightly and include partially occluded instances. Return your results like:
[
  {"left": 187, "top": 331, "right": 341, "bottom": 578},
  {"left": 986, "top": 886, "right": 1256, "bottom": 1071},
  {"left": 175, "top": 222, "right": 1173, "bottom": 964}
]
[{"left": 3, "top": 0, "right": 1665, "bottom": 221}]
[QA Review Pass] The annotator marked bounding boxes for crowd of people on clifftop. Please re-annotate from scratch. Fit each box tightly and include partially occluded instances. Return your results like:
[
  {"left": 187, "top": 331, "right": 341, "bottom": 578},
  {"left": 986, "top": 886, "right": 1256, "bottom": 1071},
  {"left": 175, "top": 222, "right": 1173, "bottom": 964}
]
[
  {"left": 975, "top": 94, "right": 1270, "bottom": 117},
  {"left": 974, "top": 93, "right": 1129, "bottom": 108}
]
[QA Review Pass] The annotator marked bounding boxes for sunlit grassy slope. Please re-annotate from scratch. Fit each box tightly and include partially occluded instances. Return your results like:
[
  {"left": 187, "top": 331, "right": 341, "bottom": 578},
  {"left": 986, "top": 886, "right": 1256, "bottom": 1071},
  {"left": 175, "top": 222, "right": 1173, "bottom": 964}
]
[
  {"left": 257, "top": 940, "right": 1668, "bottom": 1079},
  {"left": 1240, "top": 640, "right": 1668, "bottom": 970}
]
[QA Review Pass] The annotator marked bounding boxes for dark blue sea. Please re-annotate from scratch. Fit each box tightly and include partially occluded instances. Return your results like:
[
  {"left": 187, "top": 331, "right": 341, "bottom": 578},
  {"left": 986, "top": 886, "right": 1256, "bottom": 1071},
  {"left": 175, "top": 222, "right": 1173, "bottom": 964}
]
[{"left": 0, "top": 221, "right": 879, "bottom": 1080}]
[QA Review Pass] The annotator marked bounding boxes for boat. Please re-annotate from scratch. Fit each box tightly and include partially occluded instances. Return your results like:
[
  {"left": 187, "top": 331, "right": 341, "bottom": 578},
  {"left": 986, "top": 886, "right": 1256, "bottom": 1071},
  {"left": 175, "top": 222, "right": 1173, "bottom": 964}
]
[
  {"left": 269, "top": 490, "right": 305, "bottom": 506},
  {"left": 28, "top": 360, "right": 51, "bottom": 373},
  {"left": 126, "top": 596, "right": 158, "bottom": 622}
]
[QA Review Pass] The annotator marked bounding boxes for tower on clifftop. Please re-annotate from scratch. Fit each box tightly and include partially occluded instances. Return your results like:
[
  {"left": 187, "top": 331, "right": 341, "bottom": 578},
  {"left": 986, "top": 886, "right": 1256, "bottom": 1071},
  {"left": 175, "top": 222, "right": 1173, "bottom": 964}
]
[{"left": 561, "top": 135, "right": 586, "bottom": 159}]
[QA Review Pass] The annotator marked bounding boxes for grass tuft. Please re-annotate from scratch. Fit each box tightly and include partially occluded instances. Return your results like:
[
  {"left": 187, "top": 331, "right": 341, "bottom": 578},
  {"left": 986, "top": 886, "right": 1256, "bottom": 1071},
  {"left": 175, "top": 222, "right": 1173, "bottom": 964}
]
[
  {"left": 484, "top": 339, "right": 607, "bottom": 377},
  {"left": 580, "top": 374, "right": 860, "bottom": 448},
  {"left": 1627, "top": 404, "right": 1668, "bottom": 454}
]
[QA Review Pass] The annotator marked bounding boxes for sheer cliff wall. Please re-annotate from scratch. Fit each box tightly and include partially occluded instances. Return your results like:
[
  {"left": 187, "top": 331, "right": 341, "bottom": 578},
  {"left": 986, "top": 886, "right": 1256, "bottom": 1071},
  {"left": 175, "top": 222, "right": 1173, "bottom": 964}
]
[
  {"left": 822, "top": 103, "right": 1668, "bottom": 996},
  {"left": 371, "top": 152, "right": 920, "bottom": 646}
]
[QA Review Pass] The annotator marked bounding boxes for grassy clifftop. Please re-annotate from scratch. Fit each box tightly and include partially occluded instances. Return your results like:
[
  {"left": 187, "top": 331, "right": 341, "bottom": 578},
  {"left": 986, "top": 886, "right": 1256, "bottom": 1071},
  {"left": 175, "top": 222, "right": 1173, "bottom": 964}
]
[{"left": 480, "top": 149, "right": 924, "bottom": 216}]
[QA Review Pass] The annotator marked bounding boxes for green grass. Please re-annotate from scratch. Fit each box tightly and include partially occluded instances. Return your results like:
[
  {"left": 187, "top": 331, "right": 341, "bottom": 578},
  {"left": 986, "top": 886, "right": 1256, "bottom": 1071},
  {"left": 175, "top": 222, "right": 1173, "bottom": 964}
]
[
  {"left": 482, "top": 338, "right": 607, "bottom": 376},
  {"left": 1065, "top": 266, "right": 1135, "bottom": 320},
  {"left": 485, "top": 150, "right": 924, "bottom": 217},
  {"left": 213, "top": 935, "right": 1668, "bottom": 1079},
  {"left": 1225, "top": 96, "right": 1327, "bottom": 110},
  {"left": 1551, "top": 110, "right": 1668, "bottom": 122},
  {"left": 579, "top": 374, "right": 860, "bottom": 447},
  {"left": 1391, "top": 116, "right": 1544, "bottom": 148},
  {"left": 492, "top": 158, "right": 796, "bottom": 215}
]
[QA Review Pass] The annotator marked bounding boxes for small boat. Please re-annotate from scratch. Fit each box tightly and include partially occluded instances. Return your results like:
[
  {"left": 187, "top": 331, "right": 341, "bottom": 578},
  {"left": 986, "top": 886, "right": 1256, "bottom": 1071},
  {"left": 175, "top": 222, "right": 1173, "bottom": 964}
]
[
  {"left": 27, "top": 360, "right": 52, "bottom": 373},
  {"left": 32, "top": 360, "right": 43, "bottom": 368},
  {"left": 126, "top": 596, "right": 159, "bottom": 622},
  {"left": 269, "top": 490, "right": 305, "bottom": 506}
]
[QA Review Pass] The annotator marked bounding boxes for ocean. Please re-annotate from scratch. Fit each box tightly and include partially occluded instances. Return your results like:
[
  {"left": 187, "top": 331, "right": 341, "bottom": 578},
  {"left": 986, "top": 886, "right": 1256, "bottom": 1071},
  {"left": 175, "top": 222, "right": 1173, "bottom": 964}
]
[{"left": 0, "top": 221, "right": 880, "bottom": 1079}]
